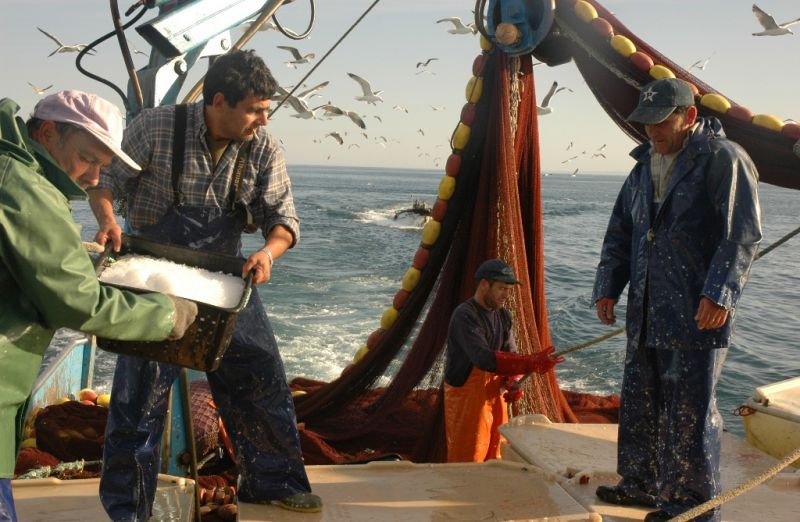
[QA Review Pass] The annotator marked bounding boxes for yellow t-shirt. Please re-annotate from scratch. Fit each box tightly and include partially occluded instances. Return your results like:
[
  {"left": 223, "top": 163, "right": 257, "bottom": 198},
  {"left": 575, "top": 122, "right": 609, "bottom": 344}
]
[{"left": 206, "top": 135, "right": 230, "bottom": 168}]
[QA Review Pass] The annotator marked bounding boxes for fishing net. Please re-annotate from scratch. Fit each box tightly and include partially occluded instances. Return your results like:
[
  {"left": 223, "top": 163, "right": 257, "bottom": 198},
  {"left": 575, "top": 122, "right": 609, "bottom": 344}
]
[
  {"left": 290, "top": 48, "right": 618, "bottom": 464},
  {"left": 547, "top": 0, "right": 800, "bottom": 190}
]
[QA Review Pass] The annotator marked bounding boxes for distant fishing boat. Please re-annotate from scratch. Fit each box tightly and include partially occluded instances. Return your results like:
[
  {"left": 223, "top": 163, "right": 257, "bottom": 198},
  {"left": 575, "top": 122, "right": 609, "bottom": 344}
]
[{"left": 393, "top": 199, "right": 432, "bottom": 221}]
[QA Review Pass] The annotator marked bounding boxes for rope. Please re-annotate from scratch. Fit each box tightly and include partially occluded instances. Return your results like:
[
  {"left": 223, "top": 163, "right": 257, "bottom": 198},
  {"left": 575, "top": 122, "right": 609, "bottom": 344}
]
[
  {"left": 552, "top": 326, "right": 625, "bottom": 358},
  {"left": 755, "top": 224, "right": 800, "bottom": 260},
  {"left": 551, "top": 223, "right": 800, "bottom": 360},
  {"left": 270, "top": 0, "right": 384, "bottom": 117},
  {"left": 667, "top": 444, "right": 800, "bottom": 522}
]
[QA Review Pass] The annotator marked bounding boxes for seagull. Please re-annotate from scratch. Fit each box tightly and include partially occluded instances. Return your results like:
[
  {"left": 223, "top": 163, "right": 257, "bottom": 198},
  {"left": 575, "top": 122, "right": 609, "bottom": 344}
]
[
  {"left": 566, "top": 141, "right": 574, "bottom": 150},
  {"left": 326, "top": 132, "right": 344, "bottom": 145},
  {"left": 430, "top": 105, "right": 445, "bottom": 111},
  {"left": 417, "top": 129, "right": 425, "bottom": 136},
  {"left": 570, "top": 168, "right": 579, "bottom": 177},
  {"left": 689, "top": 53, "right": 714, "bottom": 71},
  {"left": 348, "top": 73, "right": 383, "bottom": 105},
  {"left": 436, "top": 17, "right": 477, "bottom": 35},
  {"left": 272, "top": 81, "right": 329, "bottom": 109},
  {"left": 27, "top": 82, "right": 53, "bottom": 95},
  {"left": 348, "top": 143, "right": 360, "bottom": 150},
  {"left": 416, "top": 57, "right": 439, "bottom": 68},
  {"left": 373, "top": 115, "right": 382, "bottom": 123},
  {"left": 592, "top": 152, "right": 607, "bottom": 159},
  {"left": 537, "top": 81, "right": 568, "bottom": 115},
  {"left": 131, "top": 45, "right": 148, "bottom": 57},
  {"left": 596, "top": 143, "right": 607, "bottom": 152},
  {"left": 37, "top": 27, "right": 95, "bottom": 57},
  {"left": 277, "top": 45, "right": 315, "bottom": 68},
  {"left": 752, "top": 4, "right": 800, "bottom": 36},
  {"left": 393, "top": 105, "right": 409, "bottom": 113},
  {"left": 319, "top": 104, "right": 367, "bottom": 129},
  {"left": 243, "top": 19, "right": 278, "bottom": 32},
  {"left": 561, "top": 155, "right": 578, "bottom": 164}
]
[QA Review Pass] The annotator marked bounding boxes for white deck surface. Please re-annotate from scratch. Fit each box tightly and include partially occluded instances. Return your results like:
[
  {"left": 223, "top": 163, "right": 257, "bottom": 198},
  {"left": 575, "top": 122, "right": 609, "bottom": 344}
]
[
  {"left": 12, "top": 474, "right": 194, "bottom": 522},
  {"left": 500, "top": 414, "right": 799, "bottom": 522},
  {"left": 240, "top": 460, "right": 598, "bottom": 521}
]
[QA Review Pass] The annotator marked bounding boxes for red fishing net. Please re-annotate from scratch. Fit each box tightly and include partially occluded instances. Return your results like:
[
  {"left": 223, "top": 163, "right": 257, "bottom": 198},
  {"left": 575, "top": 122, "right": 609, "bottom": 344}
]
[{"left": 290, "top": 49, "right": 619, "bottom": 464}]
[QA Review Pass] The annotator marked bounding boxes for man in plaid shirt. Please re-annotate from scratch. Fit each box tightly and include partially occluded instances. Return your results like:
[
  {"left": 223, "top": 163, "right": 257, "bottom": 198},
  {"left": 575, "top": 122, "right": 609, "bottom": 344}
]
[{"left": 89, "top": 50, "right": 321, "bottom": 519}]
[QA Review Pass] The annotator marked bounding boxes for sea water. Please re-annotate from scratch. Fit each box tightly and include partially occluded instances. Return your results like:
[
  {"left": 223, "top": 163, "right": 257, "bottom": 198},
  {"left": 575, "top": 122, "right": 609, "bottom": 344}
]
[{"left": 55, "top": 165, "right": 800, "bottom": 437}]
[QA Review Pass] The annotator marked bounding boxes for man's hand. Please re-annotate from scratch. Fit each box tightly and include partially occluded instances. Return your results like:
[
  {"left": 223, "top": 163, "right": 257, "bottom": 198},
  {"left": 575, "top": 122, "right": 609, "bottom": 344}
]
[
  {"left": 94, "top": 222, "right": 123, "bottom": 252},
  {"left": 242, "top": 249, "right": 272, "bottom": 285},
  {"left": 596, "top": 297, "right": 617, "bottom": 325},
  {"left": 695, "top": 297, "right": 728, "bottom": 330},
  {"left": 502, "top": 375, "right": 524, "bottom": 402}
]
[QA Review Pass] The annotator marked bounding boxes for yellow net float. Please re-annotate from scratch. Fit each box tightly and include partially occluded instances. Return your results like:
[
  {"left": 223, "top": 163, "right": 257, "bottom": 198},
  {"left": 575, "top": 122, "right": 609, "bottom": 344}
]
[
  {"left": 609, "top": 34, "right": 636, "bottom": 57},
  {"left": 574, "top": 0, "right": 598, "bottom": 22},
  {"left": 438, "top": 175, "right": 456, "bottom": 200},
  {"left": 648, "top": 65, "right": 675, "bottom": 80},
  {"left": 402, "top": 267, "right": 421, "bottom": 292},
  {"left": 465, "top": 76, "right": 483, "bottom": 103},
  {"left": 752, "top": 114, "right": 784, "bottom": 132},
  {"left": 700, "top": 93, "right": 731, "bottom": 113},
  {"left": 352, "top": 344, "right": 369, "bottom": 364},
  {"left": 380, "top": 306, "right": 398, "bottom": 330},
  {"left": 451, "top": 123, "right": 471, "bottom": 151},
  {"left": 421, "top": 220, "right": 441, "bottom": 246}
]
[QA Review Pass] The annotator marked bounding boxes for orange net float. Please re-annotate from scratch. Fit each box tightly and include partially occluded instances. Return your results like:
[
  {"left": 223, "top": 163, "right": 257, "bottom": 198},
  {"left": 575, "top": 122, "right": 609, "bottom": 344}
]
[
  {"left": 412, "top": 246, "right": 431, "bottom": 269},
  {"left": 445, "top": 153, "right": 462, "bottom": 177},
  {"left": 366, "top": 329, "right": 383, "bottom": 349},
  {"left": 728, "top": 105, "right": 754, "bottom": 122},
  {"left": 589, "top": 17, "right": 613, "bottom": 38},
  {"left": 431, "top": 199, "right": 448, "bottom": 222},
  {"left": 393, "top": 289, "right": 410, "bottom": 310}
]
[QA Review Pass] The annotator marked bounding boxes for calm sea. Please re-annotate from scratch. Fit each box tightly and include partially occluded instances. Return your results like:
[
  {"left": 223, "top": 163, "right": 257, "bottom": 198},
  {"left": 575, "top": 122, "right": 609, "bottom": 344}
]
[{"left": 57, "top": 165, "right": 800, "bottom": 437}]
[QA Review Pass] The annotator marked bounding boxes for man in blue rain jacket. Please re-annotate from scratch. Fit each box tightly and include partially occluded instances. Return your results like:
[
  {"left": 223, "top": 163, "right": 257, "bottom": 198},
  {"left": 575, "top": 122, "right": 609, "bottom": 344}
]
[{"left": 592, "top": 78, "right": 761, "bottom": 522}]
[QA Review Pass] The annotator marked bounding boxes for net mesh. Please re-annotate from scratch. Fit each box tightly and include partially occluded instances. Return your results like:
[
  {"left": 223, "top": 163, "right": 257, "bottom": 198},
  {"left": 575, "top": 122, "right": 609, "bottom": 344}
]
[{"left": 291, "top": 50, "right": 617, "bottom": 464}]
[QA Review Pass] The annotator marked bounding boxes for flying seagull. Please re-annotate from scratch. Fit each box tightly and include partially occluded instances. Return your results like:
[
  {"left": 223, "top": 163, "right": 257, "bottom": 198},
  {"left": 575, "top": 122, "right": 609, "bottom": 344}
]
[
  {"left": 347, "top": 73, "right": 383, "bottom": 105},
  {"left": 319, "top": 104, "right": 367, "bottom": 130},
  {"left": 37, "top": 27, "right": 95, "bottom": 57},
  {"left": 277, "top": 45, "right": 315, "bottom": 68},
  {"left": 570, "top": 168, "right": 579, "bottom": 177},
  {"left": 689, "top": 53, "right": 714, "bottom": 71},
  {"left": 537, "top": 81, "right": 570, "bottom": 115},
  {"left": 325, "top": 132, "right": 344, "bottom": 145},
  {"left": 436, "top": 17, "right": 477, "bottom": 35},
  {"left": 393, "top": 105, "right": 409, "bottom": 113},
  {"left": 752, "top": 4, "right": 800, "bottom": 36},
  {"left": 416, "top": 57, "right": 439, "bottom": 68},
  {"left": 27, "top": 82, "right": 53, "bottom": 95}
]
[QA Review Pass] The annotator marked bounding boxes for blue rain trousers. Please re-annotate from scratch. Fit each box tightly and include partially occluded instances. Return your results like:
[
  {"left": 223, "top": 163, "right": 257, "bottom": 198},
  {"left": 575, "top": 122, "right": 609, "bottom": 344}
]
[
  {"left": 0, "top": 479, "right": 17, "bottom": 522},
  {"left": 617, "top": 346, "right": 726, "bottom": 521},
  {"left": 99, "top": 202, "right": 310, "bottom": 521}
]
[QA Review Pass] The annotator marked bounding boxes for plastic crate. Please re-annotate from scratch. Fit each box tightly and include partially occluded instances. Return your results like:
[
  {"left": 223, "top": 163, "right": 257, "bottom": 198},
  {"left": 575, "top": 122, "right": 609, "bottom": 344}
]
[{"left": 94, "top": 234, "right": 252, "bottom": 372}]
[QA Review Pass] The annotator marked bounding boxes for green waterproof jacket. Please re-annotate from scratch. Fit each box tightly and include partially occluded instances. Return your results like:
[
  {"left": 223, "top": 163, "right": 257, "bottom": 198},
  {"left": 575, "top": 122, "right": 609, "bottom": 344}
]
[{"left": 0, "top": 98, "right": 176, "bottom": 478}]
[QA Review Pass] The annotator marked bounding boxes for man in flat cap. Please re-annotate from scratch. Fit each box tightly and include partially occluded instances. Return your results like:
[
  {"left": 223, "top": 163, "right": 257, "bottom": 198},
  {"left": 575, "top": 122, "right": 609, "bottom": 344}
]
[
  {"left": 0, "top": 90, "right": 196, "bottom": 520},
  {"left": 592, "top": 78, "right": 761, "bottom": 521},
  {"left": 444, "top": 258, "right": 562, "bottom": 463}
]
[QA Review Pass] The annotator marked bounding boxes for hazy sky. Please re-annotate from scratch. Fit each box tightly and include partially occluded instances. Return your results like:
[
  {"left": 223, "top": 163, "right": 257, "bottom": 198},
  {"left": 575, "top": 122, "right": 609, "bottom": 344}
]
[{"left": 2, "top": 0, "right": 798, "bottom": 174}]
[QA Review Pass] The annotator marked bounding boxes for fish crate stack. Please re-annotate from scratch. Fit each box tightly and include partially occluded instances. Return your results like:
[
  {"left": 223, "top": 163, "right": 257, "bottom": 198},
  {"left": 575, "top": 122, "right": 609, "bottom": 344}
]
[{"left": 94, "top": 234, "right": 252, "bottom": 371}]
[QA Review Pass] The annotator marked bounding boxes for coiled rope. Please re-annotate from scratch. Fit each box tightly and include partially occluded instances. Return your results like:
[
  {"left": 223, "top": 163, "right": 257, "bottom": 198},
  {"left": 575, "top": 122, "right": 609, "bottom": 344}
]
[{"left": 667, "top": 444, "right": 800, "bottom": 522}]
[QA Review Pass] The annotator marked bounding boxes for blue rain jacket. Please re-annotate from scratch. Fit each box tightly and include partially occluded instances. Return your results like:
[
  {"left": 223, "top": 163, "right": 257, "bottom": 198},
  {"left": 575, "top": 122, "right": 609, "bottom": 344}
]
[{"left": 593, "top": 117, "right": 761, "bottom": 350}]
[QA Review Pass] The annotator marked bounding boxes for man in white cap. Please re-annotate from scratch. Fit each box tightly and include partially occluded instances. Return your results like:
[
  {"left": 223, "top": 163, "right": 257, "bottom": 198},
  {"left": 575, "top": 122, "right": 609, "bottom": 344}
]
[
  {"left": 592, "top": 78, "right": 761, "bottom": 522},
  {"left": 0, "top": 90, "right": 197, "bottom": 521}
]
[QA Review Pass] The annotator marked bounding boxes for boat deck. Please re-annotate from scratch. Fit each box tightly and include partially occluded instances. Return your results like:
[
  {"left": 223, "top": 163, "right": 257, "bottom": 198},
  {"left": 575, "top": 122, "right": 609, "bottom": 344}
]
[
  {"left": 499, "top": 415, "right": 799, "bottom": 522},
  {"left": 239, "top": 460, "right": 596, "bottom": 521},
  {"left": 12, "top": 474, "right": 194, "bottom": 522}
]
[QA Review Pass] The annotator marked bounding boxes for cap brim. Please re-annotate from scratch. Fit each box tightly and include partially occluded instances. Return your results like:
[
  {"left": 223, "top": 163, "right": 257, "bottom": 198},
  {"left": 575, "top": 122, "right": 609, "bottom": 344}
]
[
  {"left": 84, "top": 128, "right": 141, "bottom": 171},
  {"left": 626, "top": 105, "right": 676, "bottom": 125},
  {"left": 495, "top": 276, "right": 521, "bottom": 285}
]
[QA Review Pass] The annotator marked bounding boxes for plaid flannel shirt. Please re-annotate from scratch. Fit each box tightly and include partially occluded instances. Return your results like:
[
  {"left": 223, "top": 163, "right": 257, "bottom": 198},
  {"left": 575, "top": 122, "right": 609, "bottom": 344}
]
[{"left": 96, "top": 101, "right": 299, "bottom": 245}]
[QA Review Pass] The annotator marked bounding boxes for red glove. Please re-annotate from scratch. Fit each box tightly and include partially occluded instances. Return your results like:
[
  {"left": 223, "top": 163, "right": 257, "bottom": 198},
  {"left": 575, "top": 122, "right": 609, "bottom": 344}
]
[
  {"left": 495, "top": 346, "right": 564, "bottom": 375},
  {"left": 502, "top": 375, "right": 524, "bottom": 402}
]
